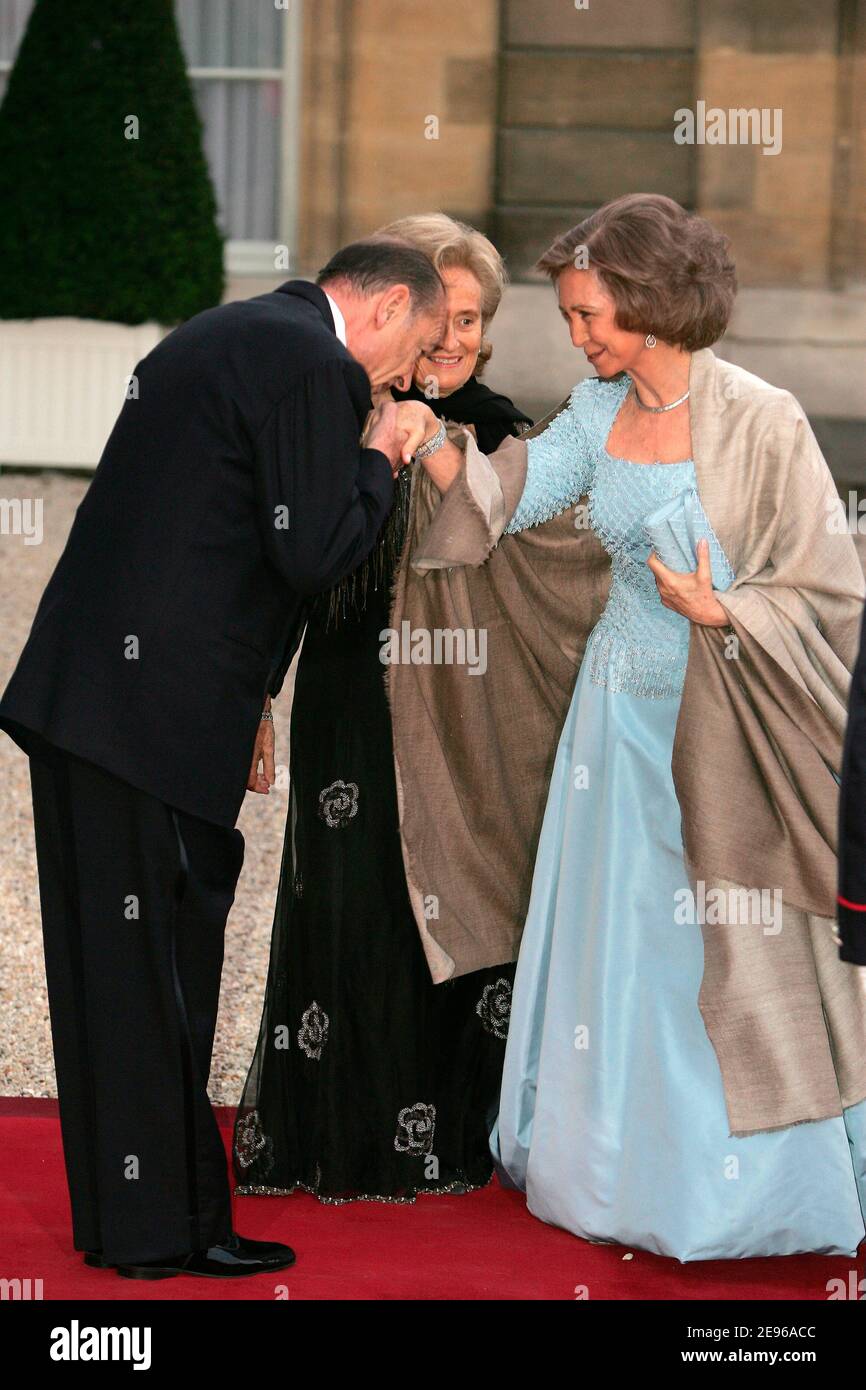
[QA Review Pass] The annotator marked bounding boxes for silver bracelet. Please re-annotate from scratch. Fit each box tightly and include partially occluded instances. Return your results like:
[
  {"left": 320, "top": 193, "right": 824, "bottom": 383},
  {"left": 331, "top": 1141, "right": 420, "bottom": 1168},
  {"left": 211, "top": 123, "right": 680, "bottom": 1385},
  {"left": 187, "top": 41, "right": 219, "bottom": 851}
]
[
  {"left": 260, "top": 710, "right": 273, "bottom": 722},
  {"left": 413, "top": 420, "right": 447, "bottom": 462}
]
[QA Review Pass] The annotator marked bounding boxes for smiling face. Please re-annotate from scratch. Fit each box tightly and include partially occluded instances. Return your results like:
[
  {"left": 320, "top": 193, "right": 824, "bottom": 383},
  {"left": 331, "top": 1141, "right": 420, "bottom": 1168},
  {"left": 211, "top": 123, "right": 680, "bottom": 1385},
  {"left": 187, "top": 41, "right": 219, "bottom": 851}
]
[
  {"left": 412, "top": 266, "right": 484, "bottom": 397},
  {"left": 555, "top": 265, "right": 649, "bottom": 377}
]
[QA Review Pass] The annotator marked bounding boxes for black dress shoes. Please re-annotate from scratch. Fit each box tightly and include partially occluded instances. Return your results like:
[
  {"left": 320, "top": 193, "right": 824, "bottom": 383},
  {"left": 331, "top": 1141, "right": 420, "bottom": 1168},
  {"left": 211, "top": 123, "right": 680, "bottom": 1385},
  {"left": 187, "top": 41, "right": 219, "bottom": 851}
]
[
  {"left": 84, "top": 1232, "right": 296, "bottom": 1280},
  {"left": 83, "top": 1252, "right": 112, "bottom": 1269}
]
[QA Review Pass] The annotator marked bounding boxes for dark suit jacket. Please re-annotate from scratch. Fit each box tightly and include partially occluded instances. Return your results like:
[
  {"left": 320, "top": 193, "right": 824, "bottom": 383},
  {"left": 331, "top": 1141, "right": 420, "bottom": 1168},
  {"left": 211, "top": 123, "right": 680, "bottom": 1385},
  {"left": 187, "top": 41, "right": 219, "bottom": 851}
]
[
  {"left": 838, "top": 605, "right": 866, "bottom": 963},
  {"left": 0, "top": 281, "right": 394, "bottom": 827}
]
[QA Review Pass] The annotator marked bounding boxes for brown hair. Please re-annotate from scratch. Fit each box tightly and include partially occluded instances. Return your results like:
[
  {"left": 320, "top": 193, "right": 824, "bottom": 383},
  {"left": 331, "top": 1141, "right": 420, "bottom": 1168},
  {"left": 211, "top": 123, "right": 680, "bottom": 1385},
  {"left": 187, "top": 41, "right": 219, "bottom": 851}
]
[
  {"left": 536, "top": 194, "right": 737, "bottom": 352},
  {"left": 374, "top": 212, "right": 508, "bottom": 371}
]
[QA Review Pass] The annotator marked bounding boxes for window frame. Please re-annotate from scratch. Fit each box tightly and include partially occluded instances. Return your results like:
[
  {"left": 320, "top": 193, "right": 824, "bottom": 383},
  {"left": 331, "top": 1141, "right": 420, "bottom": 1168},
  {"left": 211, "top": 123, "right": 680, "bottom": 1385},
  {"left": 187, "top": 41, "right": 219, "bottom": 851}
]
[{"left": 0, "top": 0, "right": 305, "bottom": 277}]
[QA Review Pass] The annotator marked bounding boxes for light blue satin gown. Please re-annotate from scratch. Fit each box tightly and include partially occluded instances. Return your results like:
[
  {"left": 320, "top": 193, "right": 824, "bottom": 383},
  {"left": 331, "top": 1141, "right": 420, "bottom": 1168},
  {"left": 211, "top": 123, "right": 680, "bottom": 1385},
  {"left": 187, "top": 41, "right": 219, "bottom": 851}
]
[{"left": 491, "top": 372, "right": 866, "bottom": 1261}]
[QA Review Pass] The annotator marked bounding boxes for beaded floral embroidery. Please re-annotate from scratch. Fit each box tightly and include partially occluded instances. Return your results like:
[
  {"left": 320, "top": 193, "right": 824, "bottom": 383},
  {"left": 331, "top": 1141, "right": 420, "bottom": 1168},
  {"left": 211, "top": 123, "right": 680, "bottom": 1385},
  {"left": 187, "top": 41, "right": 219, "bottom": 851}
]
[
  {"left": 394, "top": 1102, "right": 436, "bottom": 1157},
  {"left": 318, "top": 780, "right": 359, "bottom": 828},
  {"left": 297, "top": 1001, "right": 329, "bottom": 1060},
  {"left": 476, "top": 978, "right": 513, "bottom": 1040}
]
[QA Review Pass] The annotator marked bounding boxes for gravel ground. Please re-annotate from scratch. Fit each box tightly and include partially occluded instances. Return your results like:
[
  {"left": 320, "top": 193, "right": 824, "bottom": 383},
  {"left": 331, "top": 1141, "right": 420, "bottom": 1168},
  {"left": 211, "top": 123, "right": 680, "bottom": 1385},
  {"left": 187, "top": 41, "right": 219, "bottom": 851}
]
[{"left": 0, "top": 469, "right": 296, "bottom": 1105}]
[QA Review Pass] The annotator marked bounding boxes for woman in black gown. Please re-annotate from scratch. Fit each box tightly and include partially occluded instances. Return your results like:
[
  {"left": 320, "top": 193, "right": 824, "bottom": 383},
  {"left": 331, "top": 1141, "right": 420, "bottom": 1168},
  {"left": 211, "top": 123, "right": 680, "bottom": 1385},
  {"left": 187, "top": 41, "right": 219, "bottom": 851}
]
[{"left": 233, "top": 215, "right": 531, "bottom": 1202}]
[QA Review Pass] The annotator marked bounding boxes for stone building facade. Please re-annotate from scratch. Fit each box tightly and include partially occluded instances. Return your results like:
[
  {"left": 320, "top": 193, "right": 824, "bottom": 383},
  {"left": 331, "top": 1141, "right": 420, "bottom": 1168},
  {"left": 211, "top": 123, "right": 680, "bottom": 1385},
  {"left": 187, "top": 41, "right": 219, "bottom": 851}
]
[{"left": 297, "top": 0, "right": 866, "bottom": 293}]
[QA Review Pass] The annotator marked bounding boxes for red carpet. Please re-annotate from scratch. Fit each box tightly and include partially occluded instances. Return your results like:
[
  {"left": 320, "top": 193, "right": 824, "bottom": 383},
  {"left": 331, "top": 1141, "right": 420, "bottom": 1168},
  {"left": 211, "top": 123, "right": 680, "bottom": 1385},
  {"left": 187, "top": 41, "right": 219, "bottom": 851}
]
[{"left": 2, "top": 1098, "right": 862, "bottom": 1301}]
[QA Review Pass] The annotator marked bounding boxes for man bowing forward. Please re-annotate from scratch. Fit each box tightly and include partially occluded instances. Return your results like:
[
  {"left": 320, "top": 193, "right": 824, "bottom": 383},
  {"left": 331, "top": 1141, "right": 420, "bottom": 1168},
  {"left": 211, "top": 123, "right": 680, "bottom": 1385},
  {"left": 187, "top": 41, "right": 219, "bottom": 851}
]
[{"left": 0, "top": 239, "right": 445, "bottom": 1280}]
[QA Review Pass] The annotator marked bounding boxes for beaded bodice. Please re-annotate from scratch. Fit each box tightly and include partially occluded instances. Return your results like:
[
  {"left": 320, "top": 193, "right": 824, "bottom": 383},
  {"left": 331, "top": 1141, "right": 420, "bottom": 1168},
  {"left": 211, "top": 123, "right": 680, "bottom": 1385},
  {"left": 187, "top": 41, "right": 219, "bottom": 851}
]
[
  {"left": 587, "top": 454, "right": 695, "bottom": 698},
  {"left": 504, "top": 374, "right": 696, "bottom": 699}
]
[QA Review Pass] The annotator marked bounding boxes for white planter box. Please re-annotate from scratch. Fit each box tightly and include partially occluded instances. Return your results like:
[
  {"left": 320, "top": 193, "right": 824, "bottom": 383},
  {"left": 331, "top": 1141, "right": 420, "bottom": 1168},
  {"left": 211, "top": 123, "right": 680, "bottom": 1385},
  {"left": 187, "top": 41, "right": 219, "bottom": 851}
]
[{"left": 0, "top": 318, "right": 167, "bottom": 470}]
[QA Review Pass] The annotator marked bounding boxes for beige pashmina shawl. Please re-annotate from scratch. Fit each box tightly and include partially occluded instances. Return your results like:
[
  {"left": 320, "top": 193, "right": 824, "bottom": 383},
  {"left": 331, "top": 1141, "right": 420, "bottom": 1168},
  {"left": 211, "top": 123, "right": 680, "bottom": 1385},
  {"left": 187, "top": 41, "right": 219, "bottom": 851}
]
[{"left": 386, "top": 347, "right": 866, "bottom": 1136}]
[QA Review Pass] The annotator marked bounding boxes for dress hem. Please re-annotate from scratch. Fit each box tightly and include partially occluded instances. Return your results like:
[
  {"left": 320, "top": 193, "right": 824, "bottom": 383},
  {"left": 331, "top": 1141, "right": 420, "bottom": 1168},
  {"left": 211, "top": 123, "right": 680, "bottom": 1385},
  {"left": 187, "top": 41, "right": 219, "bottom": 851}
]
[{"left": 234, "top": 1171, "right": 495, "bottom": 1206}]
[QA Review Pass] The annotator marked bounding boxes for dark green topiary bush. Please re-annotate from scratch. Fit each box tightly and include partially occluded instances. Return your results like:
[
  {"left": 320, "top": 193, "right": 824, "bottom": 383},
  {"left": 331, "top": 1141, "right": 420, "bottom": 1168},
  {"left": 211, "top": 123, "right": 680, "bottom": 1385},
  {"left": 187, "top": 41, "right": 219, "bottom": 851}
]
[{"left": 0, "top": 0, "right": 224, "bottom": 324}]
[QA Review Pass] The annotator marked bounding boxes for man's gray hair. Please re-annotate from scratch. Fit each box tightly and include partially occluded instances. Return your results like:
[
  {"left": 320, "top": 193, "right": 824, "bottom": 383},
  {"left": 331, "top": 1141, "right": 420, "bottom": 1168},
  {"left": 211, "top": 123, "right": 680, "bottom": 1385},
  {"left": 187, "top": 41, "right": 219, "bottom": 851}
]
[{"left": 317, "top": 237, "right": 444, "bottom": 316}]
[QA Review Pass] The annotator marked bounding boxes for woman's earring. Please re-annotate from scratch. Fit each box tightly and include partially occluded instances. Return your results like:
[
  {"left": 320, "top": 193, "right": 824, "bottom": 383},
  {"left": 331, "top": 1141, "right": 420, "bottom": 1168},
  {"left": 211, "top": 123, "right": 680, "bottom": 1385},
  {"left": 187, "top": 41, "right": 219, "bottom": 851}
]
[{"left": 645, "top": 333, "right": 657, "bottom": 348}]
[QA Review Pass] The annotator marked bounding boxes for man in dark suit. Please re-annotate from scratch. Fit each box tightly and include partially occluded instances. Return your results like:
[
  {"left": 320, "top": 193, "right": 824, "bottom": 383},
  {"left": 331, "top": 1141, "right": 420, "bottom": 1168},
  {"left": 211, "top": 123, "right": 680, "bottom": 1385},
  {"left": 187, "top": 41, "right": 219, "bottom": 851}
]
[
  {"left": 0, "top": 239, "right": 445, "bottom": 1280},
  {"left": 838, "top": 608, "right": 866, "bottom": 966}
]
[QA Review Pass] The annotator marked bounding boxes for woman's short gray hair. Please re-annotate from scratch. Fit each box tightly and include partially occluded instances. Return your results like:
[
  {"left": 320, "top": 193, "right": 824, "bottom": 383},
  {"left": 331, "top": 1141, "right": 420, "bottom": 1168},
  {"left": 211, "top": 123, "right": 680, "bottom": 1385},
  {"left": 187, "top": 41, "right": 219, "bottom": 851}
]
[{"left": 374, "top": 212, "right": 508, "bottom": 368}]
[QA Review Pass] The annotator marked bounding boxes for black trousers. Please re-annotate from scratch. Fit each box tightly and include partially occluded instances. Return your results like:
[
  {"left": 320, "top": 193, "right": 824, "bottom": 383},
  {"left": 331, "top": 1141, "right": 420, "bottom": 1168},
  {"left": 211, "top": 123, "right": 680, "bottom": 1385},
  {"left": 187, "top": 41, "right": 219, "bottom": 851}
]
[{"left": 27, "top": 741, "right": 245, "bottom": 1263}]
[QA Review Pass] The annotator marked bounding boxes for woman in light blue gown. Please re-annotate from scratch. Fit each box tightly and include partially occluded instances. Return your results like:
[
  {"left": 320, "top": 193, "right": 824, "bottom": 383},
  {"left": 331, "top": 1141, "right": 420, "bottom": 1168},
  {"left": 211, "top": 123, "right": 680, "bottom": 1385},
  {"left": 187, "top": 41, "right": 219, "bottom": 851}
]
[
  {"left": 487, "top": 199, "right": 866, "bottom": 1262},
  {"left": 490, "top": 367, "right": 866, "bottom": 1261},
  {"left": 393, "top": 193, "right": 866, "bottom": 1262}
]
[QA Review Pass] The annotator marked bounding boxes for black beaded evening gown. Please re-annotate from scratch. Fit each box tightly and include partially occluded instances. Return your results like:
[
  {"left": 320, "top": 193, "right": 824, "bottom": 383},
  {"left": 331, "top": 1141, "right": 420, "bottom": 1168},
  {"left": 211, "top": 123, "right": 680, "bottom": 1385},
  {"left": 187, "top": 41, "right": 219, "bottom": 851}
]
[{"left": 233, "top": 378, "right": 532, "bottom": 1202}]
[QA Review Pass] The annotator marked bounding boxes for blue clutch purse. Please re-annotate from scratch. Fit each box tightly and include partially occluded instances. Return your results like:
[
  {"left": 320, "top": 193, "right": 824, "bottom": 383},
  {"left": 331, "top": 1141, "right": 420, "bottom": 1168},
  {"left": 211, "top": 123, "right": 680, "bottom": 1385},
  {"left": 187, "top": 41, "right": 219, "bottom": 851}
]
[{"left": 643, "top": 487, "right": 735, "bottom": 592}]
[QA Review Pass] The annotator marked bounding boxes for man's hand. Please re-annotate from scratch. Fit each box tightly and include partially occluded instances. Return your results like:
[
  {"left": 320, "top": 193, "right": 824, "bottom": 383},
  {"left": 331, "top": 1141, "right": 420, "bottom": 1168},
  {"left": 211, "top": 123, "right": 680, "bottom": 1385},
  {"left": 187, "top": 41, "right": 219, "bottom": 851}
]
[
  {"left": 391, "top": 400, "right": 441, "bottom": 464},
  {"left": 247, "top": 698, "right": 276, "bottom": 794},
  {"left": 392, "top": 401, "right": 465, "bottom": 493},
  {"left": 366, "top": 401, "right": 410, "bottom": 476}
]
